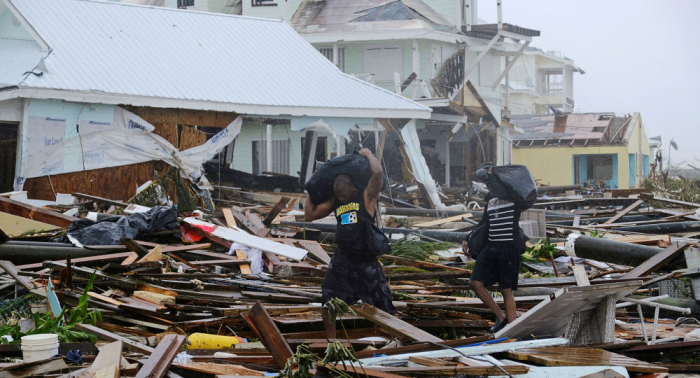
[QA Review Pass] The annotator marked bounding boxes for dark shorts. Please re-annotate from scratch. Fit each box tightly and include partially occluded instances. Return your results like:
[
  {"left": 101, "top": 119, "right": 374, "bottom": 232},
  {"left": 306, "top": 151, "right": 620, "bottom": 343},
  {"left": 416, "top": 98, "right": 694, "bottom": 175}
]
[
  {"left": 470, "top": 243, "right": 521, "bottom": 290},
  {"left": 321, "top": 251, "right": 396, "bottom": 314}
]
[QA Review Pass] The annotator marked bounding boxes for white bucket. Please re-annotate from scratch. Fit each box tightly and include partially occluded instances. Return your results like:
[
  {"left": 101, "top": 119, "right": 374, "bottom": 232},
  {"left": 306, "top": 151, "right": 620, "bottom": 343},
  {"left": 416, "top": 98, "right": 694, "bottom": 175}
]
[{"left": 21, "top": 334, "right": 59, "bottom": 363}]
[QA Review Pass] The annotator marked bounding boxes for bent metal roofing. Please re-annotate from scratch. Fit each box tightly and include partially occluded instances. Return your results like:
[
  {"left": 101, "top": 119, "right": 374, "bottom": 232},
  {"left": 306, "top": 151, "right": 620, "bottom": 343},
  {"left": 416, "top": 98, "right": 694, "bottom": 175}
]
[{"left": 0, "top": 0, "right": 430, "bottom": 119}]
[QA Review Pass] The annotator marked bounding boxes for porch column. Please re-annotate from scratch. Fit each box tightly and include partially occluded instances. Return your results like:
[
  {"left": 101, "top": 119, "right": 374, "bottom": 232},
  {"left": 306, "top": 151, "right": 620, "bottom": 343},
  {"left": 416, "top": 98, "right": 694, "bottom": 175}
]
[
  {"left": 445, "top": 138, "right": 451, "bottom": 188},
  {"left": 266, "top": 124, "right": 273, "bottom": 173},
  {"left": 332, "top": 42, "right": 339, "bottom": 67}
]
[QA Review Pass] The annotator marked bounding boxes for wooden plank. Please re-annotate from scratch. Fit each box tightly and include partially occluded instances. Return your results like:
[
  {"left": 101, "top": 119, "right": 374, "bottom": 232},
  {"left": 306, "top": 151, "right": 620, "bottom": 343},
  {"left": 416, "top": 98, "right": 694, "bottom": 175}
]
[
  {"left": 572, "top": 264, "right": 590, "bottom": 286},
  {"left": 73, "top": 193, "right": 129, "bottom": 208},
  {"left": 17, "top": 251, "right": 141, "bottom": 271},
  {"left": 222, "top": 208, "right": 237, "bottom": 229},
  {"left": 75, "top": 323, "right": 155, "bottom": 355},
  {"left": 364, "top": 365, "right": 528, "bottom": 376},
  {"left": 412, "top": 213, "right": 472, "bottom": 228},
  {"left": 603, "top": 199, "right": 645, "bottom": 224},
  {"left": 352, "top": 303, "right": 442, "bottom": 342},
  {"left": 235, "top": 250, "right": 252, "bottom": 275},
  {"left": 88, "top": 292, "right": 125, "bottom": 306},
  {"left": 408, "top": 356, "right": 457, "bottom": 367},
  {"left": 182, "top": 218, "right": 307, "bottom": 261},
  {"left": 506, "top": 347, "right": 667, "bottom": 374},
  {"left": 0, "top": 260, "right": 34, "bottom": 290},
  {"left": 0, "top": 196, "right": 77, "bottom": 228},
  {"left": 120, "top": 238, "right": 152, "bottom": 256},
  {"left": 623, "top": 243, "right": 689, "bottom": 279},
  {"left": 296, "top": 240, "right": 331, "bottom": 265},
  {"left": 244, "top": 302, "right": 294, "bottom": 368},
  {"left": 0, "top": 358, "right": 68, "bottom": 378},
  {"left": 172, "top": 362, "right": 264, "bottom": 376},
  {"left": 88, "top": 340, "right": 123, "bottom": 376},
  {"left": 190, "top": 259, "right": 249, "bottom": 266},
  {"left": 137, "top": 245, "right": 163, "bottom": 263},
  {"left": 135, "top": 334, "right": 186, "bottom": 378}
]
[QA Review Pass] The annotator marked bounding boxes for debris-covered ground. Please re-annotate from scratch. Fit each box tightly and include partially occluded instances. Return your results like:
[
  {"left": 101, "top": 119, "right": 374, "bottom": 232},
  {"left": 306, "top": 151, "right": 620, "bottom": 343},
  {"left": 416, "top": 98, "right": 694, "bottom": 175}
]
[{"left": 2, "top": 177, "right": 700, "bottom": 377}]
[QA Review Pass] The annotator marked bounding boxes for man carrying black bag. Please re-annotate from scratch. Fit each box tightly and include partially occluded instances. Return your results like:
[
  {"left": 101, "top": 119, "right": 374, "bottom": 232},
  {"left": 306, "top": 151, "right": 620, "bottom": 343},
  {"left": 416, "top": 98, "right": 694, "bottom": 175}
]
[
  {"left": 305, "top": 148, "right": 395, "bottom": 339},
  {"left": 463, "top": 163, "right": 530, "bottom": 334}
]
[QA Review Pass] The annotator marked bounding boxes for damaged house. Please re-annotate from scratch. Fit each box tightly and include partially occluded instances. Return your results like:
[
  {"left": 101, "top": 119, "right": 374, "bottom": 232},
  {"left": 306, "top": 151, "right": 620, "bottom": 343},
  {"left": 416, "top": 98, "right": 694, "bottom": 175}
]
[
  {"left": 511, "top": 112, "right": 652, "bottom": 190},
  {"left": 0, "top": 0, "right": 433, "bottom": 205}
]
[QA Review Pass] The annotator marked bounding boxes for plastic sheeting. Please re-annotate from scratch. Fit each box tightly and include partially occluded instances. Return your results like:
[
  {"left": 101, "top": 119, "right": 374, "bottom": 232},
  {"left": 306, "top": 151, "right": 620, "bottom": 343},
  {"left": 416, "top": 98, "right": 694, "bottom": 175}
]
[
  {"left": 17, "top": 107, "right": 241, "bottom": 190},
  {"left": 54, "top": 205, "right": 179, "bottom": 247}
]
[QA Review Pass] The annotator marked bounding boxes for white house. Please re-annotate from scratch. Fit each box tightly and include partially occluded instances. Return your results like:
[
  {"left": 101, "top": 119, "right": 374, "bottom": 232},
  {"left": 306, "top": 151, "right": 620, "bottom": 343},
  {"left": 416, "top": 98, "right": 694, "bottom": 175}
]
[{"left": 0, "top": 0, "right": 433, "bottom": 201}]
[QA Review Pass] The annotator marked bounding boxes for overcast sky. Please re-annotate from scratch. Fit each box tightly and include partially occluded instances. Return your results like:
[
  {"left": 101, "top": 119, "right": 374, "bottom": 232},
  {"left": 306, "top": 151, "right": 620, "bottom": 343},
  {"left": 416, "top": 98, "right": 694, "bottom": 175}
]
[{"left": 479, "top": 0, "right": 700, "bottom": 166}]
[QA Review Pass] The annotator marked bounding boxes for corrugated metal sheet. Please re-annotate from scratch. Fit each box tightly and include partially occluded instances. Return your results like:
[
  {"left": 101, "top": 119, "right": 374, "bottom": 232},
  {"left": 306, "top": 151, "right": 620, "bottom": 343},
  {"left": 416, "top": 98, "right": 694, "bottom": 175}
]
[
  {"left": 512, "top": 113, "right": 618, "bottom": 141},
  {"left": 4, "top": 0, "right": 430, "bottom": 118}
]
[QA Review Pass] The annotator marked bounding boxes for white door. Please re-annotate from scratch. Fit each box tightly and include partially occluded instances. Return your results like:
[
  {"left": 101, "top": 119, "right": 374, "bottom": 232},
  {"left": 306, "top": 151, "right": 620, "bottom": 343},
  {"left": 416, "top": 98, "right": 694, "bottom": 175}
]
[{"left": 363, "top": 46, "right": 403, "bottom": 91}]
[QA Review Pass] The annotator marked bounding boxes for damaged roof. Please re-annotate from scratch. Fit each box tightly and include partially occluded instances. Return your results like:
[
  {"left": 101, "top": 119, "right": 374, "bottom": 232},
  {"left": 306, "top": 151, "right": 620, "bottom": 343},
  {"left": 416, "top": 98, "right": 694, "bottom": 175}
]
[
  {"left": 511, "top": 113, "right": 635, "bottom": 145},
  {"left": 0, "top": 0, "right": 431, "bottom": 119},
  {"left": 290, "top": 0, "right": 459, "bottom": 36}
]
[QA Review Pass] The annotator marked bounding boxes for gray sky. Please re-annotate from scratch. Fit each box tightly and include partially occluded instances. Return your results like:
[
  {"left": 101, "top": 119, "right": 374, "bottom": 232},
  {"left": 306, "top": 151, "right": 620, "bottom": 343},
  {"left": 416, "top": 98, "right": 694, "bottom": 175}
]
[{"left": 479, "top": 0, "right": 700, "bottom": 166}]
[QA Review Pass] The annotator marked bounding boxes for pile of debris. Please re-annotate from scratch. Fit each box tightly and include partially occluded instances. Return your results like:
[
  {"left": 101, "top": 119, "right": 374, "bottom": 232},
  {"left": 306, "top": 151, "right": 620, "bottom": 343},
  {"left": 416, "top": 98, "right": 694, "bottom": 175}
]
[{"left": 1, "top": 185, "right": 700, "bottom": 377}]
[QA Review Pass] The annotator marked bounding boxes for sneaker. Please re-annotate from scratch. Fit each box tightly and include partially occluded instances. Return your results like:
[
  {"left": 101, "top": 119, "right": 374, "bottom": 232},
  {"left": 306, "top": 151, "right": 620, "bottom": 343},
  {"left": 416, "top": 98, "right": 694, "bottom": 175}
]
[{"left": 489, "top": 317, "right": 509, "bottom": 333}]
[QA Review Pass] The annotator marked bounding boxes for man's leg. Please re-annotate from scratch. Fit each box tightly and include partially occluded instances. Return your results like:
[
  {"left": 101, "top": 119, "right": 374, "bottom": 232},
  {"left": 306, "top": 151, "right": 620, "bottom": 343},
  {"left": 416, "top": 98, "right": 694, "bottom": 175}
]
[
  {"left": 501, "top": 288, "right": 516, "bottom": 323},
  {"left": 470, "top": 280, "right": 505, "bottom": 321},
  {"left": 321, "top": 307, "right": 336, "bottom": 340}
]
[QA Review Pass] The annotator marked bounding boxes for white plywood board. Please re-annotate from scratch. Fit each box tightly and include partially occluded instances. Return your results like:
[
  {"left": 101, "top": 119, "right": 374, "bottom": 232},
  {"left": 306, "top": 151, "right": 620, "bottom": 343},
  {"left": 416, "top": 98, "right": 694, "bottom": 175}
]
[
  {"left": 495, "top": 281, "right": 642, "bottom": 340},
  {"left": 183, "top": 218, "right": 307, "bottom": 261}
]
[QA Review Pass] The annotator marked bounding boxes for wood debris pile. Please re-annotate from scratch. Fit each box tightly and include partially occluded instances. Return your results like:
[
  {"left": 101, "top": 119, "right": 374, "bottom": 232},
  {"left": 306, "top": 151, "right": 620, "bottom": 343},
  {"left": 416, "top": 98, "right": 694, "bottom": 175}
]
[{"left": 1, "top": 186, "right": 700, "bottom": 377}]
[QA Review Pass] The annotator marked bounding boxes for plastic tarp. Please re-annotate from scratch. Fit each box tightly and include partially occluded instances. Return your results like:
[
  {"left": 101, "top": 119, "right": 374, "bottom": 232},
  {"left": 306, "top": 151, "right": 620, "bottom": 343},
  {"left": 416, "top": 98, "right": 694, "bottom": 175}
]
[
  {"left": 54, "top": 205, "right": 179, "bottom": 247},
  {"left": 17, "top": 107, "right": 241, "bottom": 190}
]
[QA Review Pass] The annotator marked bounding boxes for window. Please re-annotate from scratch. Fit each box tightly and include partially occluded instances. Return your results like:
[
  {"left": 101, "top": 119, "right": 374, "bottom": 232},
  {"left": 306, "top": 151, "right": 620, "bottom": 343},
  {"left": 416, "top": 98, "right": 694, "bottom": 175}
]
[
  {"left": 592, "top": 126, "right": 606, "bottom": 133},
  {"left": 252, "top": 0, "right": 277, "bottom": 7},
  {"left": 177, "top": 0, "right": 194, "bottom": 7},
  {"left": 252, "top": 139, "right": 289, "bottom": 175},
  {"left": 542, "top": 69, "right": 563, "bottom": 94},
  {"left": 320, "top": 47, "right": 346, "bottom": 72},
  {"left": 598, "top": 115, "right": 612, "bottom": 121}
]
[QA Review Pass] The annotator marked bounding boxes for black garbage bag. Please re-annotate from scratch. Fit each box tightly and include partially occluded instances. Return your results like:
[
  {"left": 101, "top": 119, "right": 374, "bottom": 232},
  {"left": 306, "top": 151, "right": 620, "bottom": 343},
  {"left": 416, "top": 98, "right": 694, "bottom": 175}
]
[
  {"left": 52, "top": 205, "right": 179, "bottom": 246},
  {"left": 305, "top": 153, "right": 385, "bottom": 205},
  {"left": 480, "top": 164, "right": 537, "bottom": 208}
]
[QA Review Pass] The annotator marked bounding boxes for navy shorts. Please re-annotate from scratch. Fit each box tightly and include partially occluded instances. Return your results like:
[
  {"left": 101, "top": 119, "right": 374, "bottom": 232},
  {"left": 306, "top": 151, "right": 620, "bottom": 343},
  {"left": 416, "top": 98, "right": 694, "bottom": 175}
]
[{"left": 470, "top": 243, "right": 521, "bottom": 290}]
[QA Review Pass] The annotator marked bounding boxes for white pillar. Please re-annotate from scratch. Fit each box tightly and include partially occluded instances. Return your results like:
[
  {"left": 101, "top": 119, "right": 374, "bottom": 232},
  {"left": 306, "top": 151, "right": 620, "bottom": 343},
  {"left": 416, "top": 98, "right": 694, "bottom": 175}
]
[
  {"left": 266, "top": 124, "right": 273, "bottom": 173},
  {"left": 305, "top": 132, "right": 318, "bottom": 182},
  {"left": 412, "top": 39, "right": 420, "bottom": 79},
  {"left": 497, "top": 0, "right": 503, "bottom": 30},
  {"left": 454, "top": 0, "right": 462, "bottom": 29},
  {"left": 465, "top": 0, "right": 471, "bottom": 31},
  {"left": 336, "top": 135, "right": 343, "bottom": 157},
  {"left": 332, "top": 42, "right": 339, "bottom": 67},
  {"left": 504, "top": 56, "right": 510, "bottom": 109},
  {"left": 445, "top": 138, "right": 451, "bottom": 188}
]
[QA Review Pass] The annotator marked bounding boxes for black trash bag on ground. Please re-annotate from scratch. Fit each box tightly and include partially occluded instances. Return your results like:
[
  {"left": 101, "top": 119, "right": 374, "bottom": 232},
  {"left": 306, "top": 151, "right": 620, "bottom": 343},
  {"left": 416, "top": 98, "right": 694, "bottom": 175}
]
[
  {"left": 305, "top": 153, "right": 386, "bottom": 205},
  {"left": 52, "top": 205, "right": 179, "bottom": 246},
  {"left": 479, "top": 164, "right": 537, "bottom": 208}
]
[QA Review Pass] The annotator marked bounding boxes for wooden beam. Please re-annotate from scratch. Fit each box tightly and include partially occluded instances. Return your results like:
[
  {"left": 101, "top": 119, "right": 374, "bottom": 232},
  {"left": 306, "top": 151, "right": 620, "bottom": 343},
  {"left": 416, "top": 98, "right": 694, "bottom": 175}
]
[
  {"left": 492, "top": 40, "right": 531, "bottom": 90},
  {"left": 135, "top": 334, "right": 186, "bottom": 378},
  {"left": 623, "top": 243, "right": 689, "bottom": 279},
  {"left": 0, "top": 196, "right": 77, "bottom": 228},
  {"left": 244, "top": 302, "right": 294, "bottom": 368},
  {"left": 603, "top": 199, "right": 645, "bottom": 224},
  {"left": 0, "top": 260, "right": 35, "bottom": 290},
  {"left": 352, "top": 303, "right": 442, "bottom": 342},
  {"left": 75, "top": 323, "right": 155, "bottom": 355}
]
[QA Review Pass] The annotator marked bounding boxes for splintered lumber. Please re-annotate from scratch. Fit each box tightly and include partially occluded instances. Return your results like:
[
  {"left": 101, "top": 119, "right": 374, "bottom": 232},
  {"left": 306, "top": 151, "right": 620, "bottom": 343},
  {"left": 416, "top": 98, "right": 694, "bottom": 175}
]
[
  {"left": 133, "top": 291, "right": 176, "bottom": 306},
  {"left": 172, "top": 362, "right": 264, "bottom": 376},
  {"left": 135, "top": 334, "right": 187, "bottom": 378},
  {"left": 0, "top": 357, "right": 69, "bottom": 378},
  {"left": 263, "top": 197, "right": 291, "bottom": 227},
  {"left": 352, "top": 303, "right": 442, "bottom": 342},
  {"left": 355, "top": 336, "right": 492, "bottom": 359},
  {"left": 222, "top": 208, "right": 237, "bottom": 229},
  {"left": 603, "top": 199, "right": 645, "bottom": 224},
  {"left": 506, "top": 347, "right": 668, "bottom": 374},
  {"left": 623, "top": 242, "right": 689, "bottom": 279},
  {"left": 75, "top": 323, "right": 155, "bottom": 355},
  {"left": 0, "top": 260, "right": 35, "bottom": 290},
  {"left": 495, "top": 281, "right": 642, "bottom": 340},
  {"left": 121, "top": 238, "right": 152, "bottom": 256},
  {"left": 182, "top": 218, "right": 307, "bottom": 261},
  {"left": 0, "top": 195, "right": 77, "bottom": 228}
]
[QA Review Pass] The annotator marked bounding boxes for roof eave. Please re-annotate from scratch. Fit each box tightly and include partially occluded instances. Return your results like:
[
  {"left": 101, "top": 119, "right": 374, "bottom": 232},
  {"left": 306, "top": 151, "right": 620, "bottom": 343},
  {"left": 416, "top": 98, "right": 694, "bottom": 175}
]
[{"left": 14, "top": 87, "right": 432, "bottom": 119}]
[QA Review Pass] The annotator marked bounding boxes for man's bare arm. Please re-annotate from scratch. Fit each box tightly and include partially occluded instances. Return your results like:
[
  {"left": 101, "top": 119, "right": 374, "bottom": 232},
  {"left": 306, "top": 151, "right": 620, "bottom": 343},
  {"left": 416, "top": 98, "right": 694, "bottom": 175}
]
[
  {"left": 360, "top": 148, "right": 383, "bottom": 200},
  {"left": 304, "top": 197, "right": 334, "bottom": 221}
]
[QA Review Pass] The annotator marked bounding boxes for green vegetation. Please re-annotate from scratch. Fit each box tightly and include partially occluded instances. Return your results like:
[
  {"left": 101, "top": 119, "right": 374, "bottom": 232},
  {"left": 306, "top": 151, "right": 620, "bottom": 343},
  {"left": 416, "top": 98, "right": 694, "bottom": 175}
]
[{"left": 390, "top": 237, "right": 453, "bottom": 261}]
